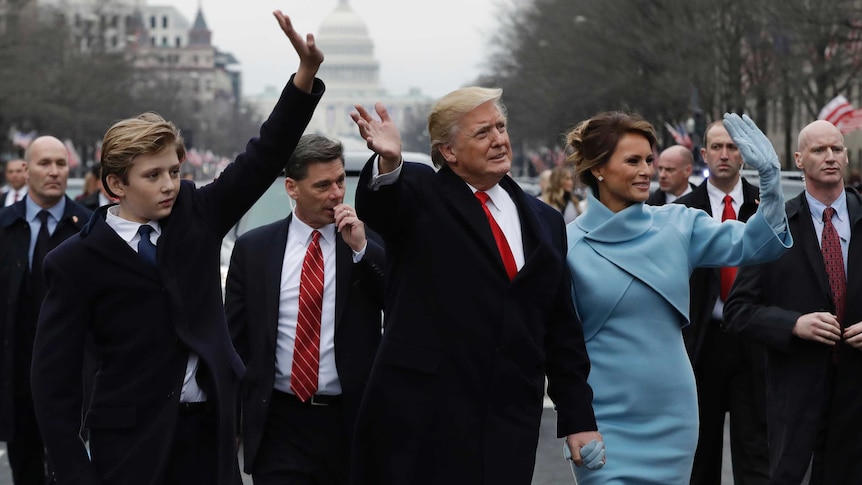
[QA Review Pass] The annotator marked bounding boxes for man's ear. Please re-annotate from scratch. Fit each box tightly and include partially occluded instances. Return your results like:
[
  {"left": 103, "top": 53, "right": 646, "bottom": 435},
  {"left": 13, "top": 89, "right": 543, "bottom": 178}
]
[
  {"left": 105, "top": 173, "right": 125, "bottom": 198},
  {"left": 439, "top": 144, "right": 456, "bottom": 164},
  {"left": 285, "top": 177, "right": 298, "bottom": 199}
]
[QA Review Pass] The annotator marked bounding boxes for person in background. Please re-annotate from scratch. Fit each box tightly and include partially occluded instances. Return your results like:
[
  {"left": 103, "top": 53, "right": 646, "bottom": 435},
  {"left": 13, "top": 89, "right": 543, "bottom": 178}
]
[
  {"left": 2, "top": 159, "right": 28, "bottom": 207},
  {"left": 675, "top": 120, "right": 770, "bottom": 485},
  {"left": 539, "top": 165, "right": 580, "bottom": 223},
  {"left": 29, "top": 11, "right": 324, "bottom": 485},
  {"left": 0, "top": 136, "right": 91, "bottom": 485},
  {"left": 77, "top": 165, "right": 116, "bottom": 211},
  {"left": 226, "top": 134, "right": 385, "bottom": 485},
  {"left": 725, "top": 119, "right": 862, "bottom": 484},
  {"left": 348, "top": 87, "right": 602, "bottom": 484},
  {"left": 537, "top": 168, "right": 552, "bottom": 198},
  {"left": 645, "top": 144, "right": 695, "bottom": 206},
  {"left": 563, "top": 112, "right": 790, "bottom": 485}
]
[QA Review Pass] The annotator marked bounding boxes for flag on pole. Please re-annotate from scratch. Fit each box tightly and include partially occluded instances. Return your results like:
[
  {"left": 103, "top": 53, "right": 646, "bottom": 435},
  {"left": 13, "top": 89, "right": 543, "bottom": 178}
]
[
  {"left": 664, "top": 122, "right": 693, "bottom": 149},
  {"left": 63, "top": 139, "right": 81, "bottom": 169},
  {"left": 10, "top": 130, "right": 37, "bottom": 149},
  {"left": 817, "top": 95, "right": 862, "bottom": 134}
]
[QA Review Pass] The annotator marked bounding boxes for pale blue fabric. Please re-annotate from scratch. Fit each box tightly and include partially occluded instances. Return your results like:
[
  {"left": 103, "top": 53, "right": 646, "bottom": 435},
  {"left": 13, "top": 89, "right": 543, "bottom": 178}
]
[{"left": 567, "top": 194, "right": 791, "bottom": 485}]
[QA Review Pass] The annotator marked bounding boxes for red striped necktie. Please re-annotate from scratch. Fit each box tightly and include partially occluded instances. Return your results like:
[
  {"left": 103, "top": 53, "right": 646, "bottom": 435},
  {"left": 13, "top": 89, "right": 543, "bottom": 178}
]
[{"left": 291, "top": 230, "right": 324, "bottom": 402}]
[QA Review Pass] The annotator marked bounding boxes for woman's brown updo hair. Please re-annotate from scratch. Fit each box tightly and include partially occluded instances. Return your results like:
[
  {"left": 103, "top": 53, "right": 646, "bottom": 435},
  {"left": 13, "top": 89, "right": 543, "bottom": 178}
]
[{"left": 565, "top": 111, "right": 656, "bottom": 197}]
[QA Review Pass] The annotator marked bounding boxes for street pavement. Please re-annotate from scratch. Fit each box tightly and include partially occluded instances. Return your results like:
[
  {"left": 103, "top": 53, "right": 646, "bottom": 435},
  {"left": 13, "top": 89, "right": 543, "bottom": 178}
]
[{"left": 0, "top": 405, "right": 736, "bottom": 484}]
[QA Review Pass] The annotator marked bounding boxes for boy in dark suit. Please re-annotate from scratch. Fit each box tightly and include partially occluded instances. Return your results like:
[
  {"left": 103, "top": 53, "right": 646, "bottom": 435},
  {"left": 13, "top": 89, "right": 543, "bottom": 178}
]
[
  {"left": 29, "top": 11, "right": 324, "bottom": 485},
  {"left": 226, "top": 134, "right": 385, "bottom": 484}
]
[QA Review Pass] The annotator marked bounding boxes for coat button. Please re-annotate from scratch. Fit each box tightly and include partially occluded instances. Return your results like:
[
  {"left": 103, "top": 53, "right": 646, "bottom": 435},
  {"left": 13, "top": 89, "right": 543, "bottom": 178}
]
[{"left": 168, "top": 390, "right": 175, "bottom": 399}]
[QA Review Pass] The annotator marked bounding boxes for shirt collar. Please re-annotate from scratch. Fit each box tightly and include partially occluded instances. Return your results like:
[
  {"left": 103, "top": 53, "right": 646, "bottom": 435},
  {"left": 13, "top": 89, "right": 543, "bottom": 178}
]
[
  {"left": 289, "top": 214, "right": 336, "bottom": 246},
  {"left": 467, "top": 183, "right": 508, "bottom": 211},
  {"left": 805, "top": 190, "right": 847, "bottom": 222},
  {"left": 26, "top": 195, "right": 65, "bottom": 224},
  {"left": 706, "top": 177, "right": 743, "bottom": 206},
  {"left": 106, "top": 205, "right": 161, "bottom": 243}
]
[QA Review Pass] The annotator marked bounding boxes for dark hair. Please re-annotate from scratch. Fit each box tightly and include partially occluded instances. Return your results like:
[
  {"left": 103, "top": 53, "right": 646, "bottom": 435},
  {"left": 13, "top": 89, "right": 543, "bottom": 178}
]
[
  {"left": 285, "top": 134, "right": 344, "bottom": 180},
  {"left": 565, "top": 111, "right": 656, "bottom": 196}
]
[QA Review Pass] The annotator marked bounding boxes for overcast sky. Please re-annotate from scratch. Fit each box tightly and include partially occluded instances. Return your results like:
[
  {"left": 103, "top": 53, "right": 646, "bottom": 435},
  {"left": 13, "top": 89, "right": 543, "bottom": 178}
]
[{"left": 164, "top": 0, "right": 507, "bottom": 99}]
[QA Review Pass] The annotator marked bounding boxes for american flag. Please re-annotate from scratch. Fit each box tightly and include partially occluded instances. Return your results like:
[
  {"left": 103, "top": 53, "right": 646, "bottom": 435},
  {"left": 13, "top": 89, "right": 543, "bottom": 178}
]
[
  {"left": 817, "top": 95, "right": 862, "bottom": 134},
  {"left": 664, "top": 122, "right": 693, "bottom": 149},
  {"left": 10, "top": 130, "right": 36, "bottom": 149},
  {"left": 63, "top": 139, "right": 80, "bottom": 168}
]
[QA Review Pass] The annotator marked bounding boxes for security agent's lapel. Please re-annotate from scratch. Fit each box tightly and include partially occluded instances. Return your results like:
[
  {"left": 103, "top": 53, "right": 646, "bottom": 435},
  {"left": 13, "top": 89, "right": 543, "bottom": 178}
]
[
  {"left": 265, "top": 216, "right": 292, "bottom": 353},
  {"left": 334, "top": 231, "right": 353, "bottom": 332},
  {"left": 788, "top": 193, "right": 832, "bottom": 304}
]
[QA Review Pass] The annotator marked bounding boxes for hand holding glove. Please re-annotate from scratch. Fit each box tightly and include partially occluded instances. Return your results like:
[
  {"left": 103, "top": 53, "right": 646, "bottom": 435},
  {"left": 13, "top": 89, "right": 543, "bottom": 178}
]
[{"left": 722, "top": 113, "right": 786, "bottom": 232}]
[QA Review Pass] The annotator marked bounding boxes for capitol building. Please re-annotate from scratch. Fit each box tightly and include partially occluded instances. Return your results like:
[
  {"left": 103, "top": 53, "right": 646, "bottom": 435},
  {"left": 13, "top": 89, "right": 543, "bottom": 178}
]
[{"left": 245, "top": 0, "right": 433, "bottom": 150}]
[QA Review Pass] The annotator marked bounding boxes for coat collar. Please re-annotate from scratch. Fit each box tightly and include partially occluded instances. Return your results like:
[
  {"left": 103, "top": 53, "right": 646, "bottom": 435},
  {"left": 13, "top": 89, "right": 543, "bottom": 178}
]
[{"left": 576, "top": 192, "right": 653, "bottom": 243}]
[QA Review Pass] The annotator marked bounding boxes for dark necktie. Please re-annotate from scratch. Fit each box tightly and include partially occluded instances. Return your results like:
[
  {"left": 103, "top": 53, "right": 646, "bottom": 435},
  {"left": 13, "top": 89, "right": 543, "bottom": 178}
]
[
  {"left": 821, "top": 207, "right": 845, "bottom": 326},
  {"left": 719, "top": 195, "right": 738, "bottom": 301},
  {"left": 30, "top": 210, "right": 52, "bottom": 300},
  {"left": 137, "top": 225, "right": 157, "bottom": 265},
  {"left": 475, "top": 191, "right": 518, "bottom": 280},
  {"left": 291, "top": 230, "right": 323, "bottom": 402}
]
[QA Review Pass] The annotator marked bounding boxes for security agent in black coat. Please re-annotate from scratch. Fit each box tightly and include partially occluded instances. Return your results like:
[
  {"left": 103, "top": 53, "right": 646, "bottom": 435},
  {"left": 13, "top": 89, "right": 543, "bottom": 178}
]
[
  {"left": 0, "top": 191, "right": 90, "bottom": 484},
  {"left": 675, "top": 176, "right": 770, "bottom": 485}
]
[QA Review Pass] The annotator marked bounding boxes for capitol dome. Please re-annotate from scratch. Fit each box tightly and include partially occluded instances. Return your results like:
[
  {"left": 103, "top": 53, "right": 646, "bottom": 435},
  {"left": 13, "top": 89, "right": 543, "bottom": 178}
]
[{"left": 315, "top": 0, "right": 382, "bottom": 96}]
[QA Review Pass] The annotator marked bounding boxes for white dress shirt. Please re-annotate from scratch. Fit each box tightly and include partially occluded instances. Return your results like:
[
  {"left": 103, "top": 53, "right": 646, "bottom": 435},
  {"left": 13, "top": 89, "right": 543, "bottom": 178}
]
[
  {"left": 106, "top": 206, "right": 207, "bottom": 403},
  {"left": 274, "top": 218, "right": 343, "bottom": 395},
  {"left": 5, "top": 186, "right": 27, "bottom": 207}
]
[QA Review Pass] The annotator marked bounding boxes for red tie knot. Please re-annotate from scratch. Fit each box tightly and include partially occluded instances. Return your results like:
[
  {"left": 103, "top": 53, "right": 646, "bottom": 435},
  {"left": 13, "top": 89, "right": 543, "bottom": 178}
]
[
  {"left": 823, "top": 207, "right": 836, "bottom": 223},
  {"left": 475, "top": 191, "right": 491, "bottom": 205}
]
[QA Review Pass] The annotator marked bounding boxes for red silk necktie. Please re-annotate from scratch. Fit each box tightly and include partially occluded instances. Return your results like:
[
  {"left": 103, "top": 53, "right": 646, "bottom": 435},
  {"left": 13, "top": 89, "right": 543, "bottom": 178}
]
[
  {"left": 821, "top": 207, "right": 846, "bottom": 327},
  {"left": 291, "top": 230, "right": 323, "bottom": 402},
  {"left": 719, "top": 195, "right": 738, "bottom": 301},
  {"left": 13, "top": 191, "right": 18, "bottom": 203},
  {"left": 475, "top": 191, "right": 517, "bottom": 280}
]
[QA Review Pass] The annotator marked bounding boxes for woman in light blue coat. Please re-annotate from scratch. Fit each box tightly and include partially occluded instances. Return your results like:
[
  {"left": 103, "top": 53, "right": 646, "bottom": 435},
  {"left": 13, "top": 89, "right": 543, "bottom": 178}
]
[{"left": 564, "top": 112, "right": 791, "bottom": 484}]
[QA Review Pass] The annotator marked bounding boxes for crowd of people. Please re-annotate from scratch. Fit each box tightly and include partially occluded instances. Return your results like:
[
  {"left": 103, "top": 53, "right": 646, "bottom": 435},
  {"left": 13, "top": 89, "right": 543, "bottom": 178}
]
[{"left": 0, "top": 7, "right": 859, "bottom": 485}]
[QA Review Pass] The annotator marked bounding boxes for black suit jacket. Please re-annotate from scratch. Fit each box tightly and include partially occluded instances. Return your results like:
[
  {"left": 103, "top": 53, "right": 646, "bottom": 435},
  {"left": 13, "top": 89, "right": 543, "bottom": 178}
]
[
  {"left": 29, "top": 77, "right": 323, "bottom": 485},
  {"left": 0, "top": 197, "right": 90, "bottom": 439},
  {"left": 675, "top": 177, "right": 760, "bottom": 362},
  {"left": 225, "top": 214, "right": 385, "bottom": 473},
  {"left": 350, "top": 161, "right": 595, "bottom": 484},
  {"left": 645, "top": 182, "right": 697, "bottom": 206},
  {"left": 725, "top": 188, "right": 862, "bottom": 484}
]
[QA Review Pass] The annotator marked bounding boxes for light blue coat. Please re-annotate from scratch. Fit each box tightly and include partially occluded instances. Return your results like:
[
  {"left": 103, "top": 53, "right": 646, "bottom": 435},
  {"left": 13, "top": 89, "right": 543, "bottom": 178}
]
[{"left": 567, "top": 193, "right": 791, "bottom": 485}]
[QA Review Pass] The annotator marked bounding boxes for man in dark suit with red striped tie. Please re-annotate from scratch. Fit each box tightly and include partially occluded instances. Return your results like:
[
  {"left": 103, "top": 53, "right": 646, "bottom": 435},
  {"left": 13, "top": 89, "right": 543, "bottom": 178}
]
[{"left": 226, "top": 134, "right": 385, "bottom": 485}]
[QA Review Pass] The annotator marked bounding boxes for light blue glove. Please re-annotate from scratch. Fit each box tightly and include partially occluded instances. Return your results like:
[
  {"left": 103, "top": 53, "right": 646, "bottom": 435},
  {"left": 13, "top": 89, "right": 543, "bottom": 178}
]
[
  {"left": 722, "top": 113, "right": 787, "bottom": 232},
  {"left": 563, "top": 439, "right": 606, "bottom": 470}
]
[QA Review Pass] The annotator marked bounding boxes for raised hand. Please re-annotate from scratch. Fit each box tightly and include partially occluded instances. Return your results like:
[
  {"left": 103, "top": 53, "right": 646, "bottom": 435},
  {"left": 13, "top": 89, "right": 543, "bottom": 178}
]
[
  {"left": 350, "top": 103, "right": 402, "bottom": 173},
  {"left": 723, "top": 113, "right": 786, "bottom": 231},
  {"left": 273, "top": 10, "right": 324, "bottom": 93}
]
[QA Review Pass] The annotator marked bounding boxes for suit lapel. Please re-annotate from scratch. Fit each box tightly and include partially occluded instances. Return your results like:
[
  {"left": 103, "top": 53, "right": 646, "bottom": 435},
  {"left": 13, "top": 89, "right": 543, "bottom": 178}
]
[
  {"left": 790, "top": 194, "right": 832, "bottom": 300},
  {"left": 82, "top": 215, "right": 161, "bottom": 282},
  {"left": 333, "top": 234, "right": 352, "bottom": 332},
  {"left": 264, "top": 217, "right": 291, "bottom": 354},
  {"left": 437, "top": 167, "right": 508, "bottom": 278}
]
